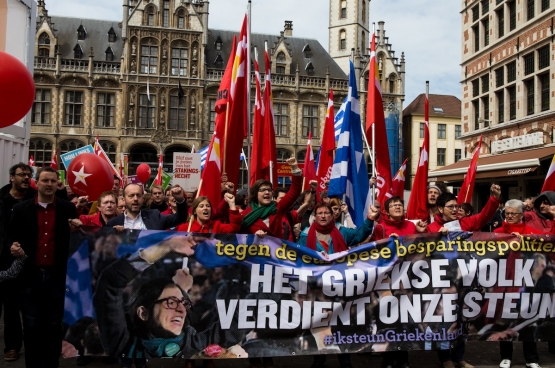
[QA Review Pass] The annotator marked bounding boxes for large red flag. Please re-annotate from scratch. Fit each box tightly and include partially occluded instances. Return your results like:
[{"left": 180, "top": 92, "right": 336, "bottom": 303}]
[
  {"left": 458, "top": 135, "right": 482, "bottom": 205},
  {"left": 541, "top": 154, "right": 555, "bottom": 192},
  {"left": 406, "top": 88, "right": 430, "bottom": 220},
  {"left": 261, "top": 46, "right": 277, "bottom": 186},
  {"left": 249, "top": 48, "right": 265, "bottom": 186},
  {"left": 220, "top": 14, "right": 249, "bottom": 188},
  {"left": 199, "top": 33, "right": 237, "bottom": 206},
  {"left": 317, "top": 89, "right": 335, "bottom": 196},
  {"left": 94, "top": 135, "right": 120, "bottom": 179},
  {"left": 50, "top": 149, "right": 58, "bottom": 170},
  {"left": 366, "top": 31, "right": 393, "bottom": 205},
  {"left": 303, "top": 133, "right": 317, "bottom": 191},
  {"left": 392, "top": 158, "right": 407, "bottom": 198},
  {"left": 154, "top": 153, "right": 163, "bottom": 185}
]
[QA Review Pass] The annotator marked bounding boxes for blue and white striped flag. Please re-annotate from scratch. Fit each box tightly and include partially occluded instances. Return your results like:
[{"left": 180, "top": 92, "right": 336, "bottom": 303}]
[
  {"left": 334, "top": 95, "right": 348, "bottom": 140},
  {"left": 64, "top": 241, "right": 95, "bottom": 325},
  {"left": 200, "top": 146, "right": 245, "bottom": 170},
  {"left": 328, "top": 61, "right": 371, "bottom": 227}
]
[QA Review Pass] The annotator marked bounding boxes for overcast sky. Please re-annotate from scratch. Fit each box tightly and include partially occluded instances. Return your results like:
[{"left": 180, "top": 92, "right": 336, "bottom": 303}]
[{"left": 44, "top": 0, "right": 461, "bottom": 106}]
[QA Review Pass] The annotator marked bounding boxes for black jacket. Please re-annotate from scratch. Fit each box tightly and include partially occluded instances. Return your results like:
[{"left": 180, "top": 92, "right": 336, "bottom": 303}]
[{"left": 107, "top": 200, "right": 188, "bottom": 230}]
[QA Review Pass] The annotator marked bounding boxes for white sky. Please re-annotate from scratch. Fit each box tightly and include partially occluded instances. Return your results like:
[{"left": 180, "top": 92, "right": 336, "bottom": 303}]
[{"left": 44, "top": 0, "right": 462, "bottom": 106}]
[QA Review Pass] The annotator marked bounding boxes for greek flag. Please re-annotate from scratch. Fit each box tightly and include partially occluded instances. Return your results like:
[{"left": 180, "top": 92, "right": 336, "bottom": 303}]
[
  {"left": 200, "top": 146, "right": 245, "bottom": 170},
  {"left": 334, "top": 95, "right": 348, "bottom": 140},
  {"left": 328, "top": 61, "right": 371, "bottom": 227},
  {"left": 63, "top": 242, "right": 95, "bottom": 325}
]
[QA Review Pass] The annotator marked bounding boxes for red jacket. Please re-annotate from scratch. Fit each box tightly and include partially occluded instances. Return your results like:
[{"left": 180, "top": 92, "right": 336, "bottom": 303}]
[
  {"left": 426, "top": 196, "right": 500, "bottom": 232},
  {"left": 79, "top": 212, "right": 105, "bottom": 227},
  {"left": 493, "top": 221, "right": 543, "bottom": 235},
  {"left": 374, "top": 217, "right": 418, "bottom": 239},
  {"left": 523, "top": 210, "right": 554, "bottom": 233},
  {"left": 176, "top": 209, "right": 243, "bottom": 233},
  {"left": 241, "top": 175, "right": 302, "bottom": 238}
]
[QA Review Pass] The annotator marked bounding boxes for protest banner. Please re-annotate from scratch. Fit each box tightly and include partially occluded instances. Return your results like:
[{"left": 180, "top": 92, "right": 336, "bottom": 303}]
[
  {"left": 60, "top": 145, "right": 94, "bottom": 170},
  {"left": 173, "top": 152, "right": 201, "bottom": 192},
  {"left": 62, "top": 230, "right": 555, "bottom": 360}
]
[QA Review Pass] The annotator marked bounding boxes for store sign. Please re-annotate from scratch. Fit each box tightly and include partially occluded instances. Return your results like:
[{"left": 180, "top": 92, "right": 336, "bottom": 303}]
[{"left": 491, "top": 132, "right": 543, "bottom": 153}]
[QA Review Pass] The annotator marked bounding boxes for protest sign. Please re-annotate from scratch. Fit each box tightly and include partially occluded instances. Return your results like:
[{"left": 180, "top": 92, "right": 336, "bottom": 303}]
[
  {"left": 173, "top": 152, "right": 200, "bottom": 192},
  {"left": 60, "top": 145, "right": 94, "bottom": 170},
  {"left": 63, "top": 230, "right": 555, "bottom": 359}
]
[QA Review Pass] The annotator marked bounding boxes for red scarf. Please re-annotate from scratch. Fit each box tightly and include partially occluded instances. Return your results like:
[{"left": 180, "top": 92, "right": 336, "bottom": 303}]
[{"left": 306, "top": 221, "right": 348, "bottom": 253}]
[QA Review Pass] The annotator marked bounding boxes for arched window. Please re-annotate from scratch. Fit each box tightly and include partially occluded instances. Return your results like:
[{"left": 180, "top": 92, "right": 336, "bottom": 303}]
[
  {"left": 276, "top": 149, "right": 292, "bottom": 162},
  {"left": 340, "top": 0, "right": 347, "bottom": 18},
  {"left": 129, "top": 143, "right": 158, "bottom": 181},
  {"left": 100, "top": 141, "right": 117, "bottom": 163},
  {"left": 361, "top": 31, "right": 366, "bottom": 54},
  {"left": 276, "top": 51, "right": 286, "bottom": 74},
  {"left": 73, "top": 44, "right": 83, "bottom": 59},
  {"left": 60, "top": 139, "right": 85, "bottom": 155},
  {"left": 108, "top": 27, "right": 117, "bottom": 42},
  {"left": 362, "top": 1, "right": 366, "bottom": 21},
  {"left": 389, "top": 74, "right": 397, "bottom": 93},
  {"left": 38, "top": 32, "right": 50, "bottom": 45},
  {"left": 29, "top": 138, "right": 53, "bottom": 167},
  {"left": 105, "top": 47, "right": 114, "bottom": 62},
  {"left": 277, "top": 52, "right": 286, "bottom": 63},
  {"left": 340, "top": 30, "right": 346, "bottom": 50},
  {"left": 144, "top": 6, "right": 156, "bottom": 26},
  {"left": 176, "top": 9, "right": 186, "bottom": 29}
]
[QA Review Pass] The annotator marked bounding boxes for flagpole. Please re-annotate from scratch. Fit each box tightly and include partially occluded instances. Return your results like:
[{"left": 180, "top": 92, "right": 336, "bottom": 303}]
[
  {"left": 370, "top": 23, "right": 376, "bottom": 203},
  {"left": 246, "top": 1, "right": 252, "bottom": 191}
]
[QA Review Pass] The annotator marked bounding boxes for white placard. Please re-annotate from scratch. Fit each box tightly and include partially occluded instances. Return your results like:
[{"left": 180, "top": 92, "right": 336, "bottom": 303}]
[{"left": 172, "top": 152, "right": 201, "bottom": 192}]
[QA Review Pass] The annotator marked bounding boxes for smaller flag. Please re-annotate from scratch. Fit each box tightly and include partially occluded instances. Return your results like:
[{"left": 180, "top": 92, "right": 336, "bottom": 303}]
[
  {"left": 191, "top": 144, "right": 196, "bottom": 153},
  {"left": 154, "top": 153, "right": 163, "bottom": 185},
  {"left": 29, "top": 155, "right": 35, "bottom": 167},
  {"left": 240, "top": 148, "right": 246, "bottom": 162},
  {"left": 317, "top": 89, "right": 336, "bottom": 196},
  {"left": 303, "top": 133, "right": 317, "bottom": 191},
  {"left": 458, "top": 135, "right": 482, "bottom": 205},
  {"left": 334, "top": 96, "right": 347, "bottom": 141},
  {"left": 542, "top": 154, "right": 555, "bottom": 192},
  {"left": 198, "top": 145, "right": 209, "bottom": 170},
  {"left": 392, "top": 158, "right": 408, "bottom": 198},
  {"left": 63, "top": 242, "right": 94, "bottom": 325},
  {"left": 50, "top": 149, "right": 59, "bottom": 170}
]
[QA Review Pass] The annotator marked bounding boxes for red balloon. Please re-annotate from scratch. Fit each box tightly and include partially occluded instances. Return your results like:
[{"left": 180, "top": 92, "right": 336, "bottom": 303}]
[
  {"left": 67, "top": 153, "right": 113, "bottom": 201},
  {"left": 136, "top": 163, "right": 152, "bottom": 184},
  {"left": 0, "top": 51, "right": 35, "bottom": 128}
]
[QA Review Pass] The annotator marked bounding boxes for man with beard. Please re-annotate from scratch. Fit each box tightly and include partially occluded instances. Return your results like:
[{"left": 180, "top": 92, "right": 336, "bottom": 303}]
[{"left": 149, "top": 185, "right": 168, "bottom": 213}]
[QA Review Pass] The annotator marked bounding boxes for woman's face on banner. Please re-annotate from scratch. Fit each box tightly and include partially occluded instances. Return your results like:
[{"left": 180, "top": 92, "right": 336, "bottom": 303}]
[{"left": 153, "top": 286, "right": 187, "bottom": 336}]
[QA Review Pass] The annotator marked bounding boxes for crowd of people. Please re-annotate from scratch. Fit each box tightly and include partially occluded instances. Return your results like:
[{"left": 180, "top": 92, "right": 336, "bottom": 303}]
[{"left": 0, "top": 159, "right": 554, "bottom": 368}]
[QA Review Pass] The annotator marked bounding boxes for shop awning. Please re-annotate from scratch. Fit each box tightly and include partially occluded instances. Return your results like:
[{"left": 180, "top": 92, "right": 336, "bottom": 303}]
[{"left": 428, "top": 145, "right": 555, "bottom": 182}]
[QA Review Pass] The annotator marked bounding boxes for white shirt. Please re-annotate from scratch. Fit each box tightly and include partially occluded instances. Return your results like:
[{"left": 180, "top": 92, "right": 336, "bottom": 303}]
[{"left": 123, "top": 211, "right": 147, "bottom": 230}]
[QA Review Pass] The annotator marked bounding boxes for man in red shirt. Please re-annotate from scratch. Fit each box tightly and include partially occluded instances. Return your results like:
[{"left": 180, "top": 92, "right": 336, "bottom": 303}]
[{"left": 8, "top": 167, "right": 78, "bottom": 368}]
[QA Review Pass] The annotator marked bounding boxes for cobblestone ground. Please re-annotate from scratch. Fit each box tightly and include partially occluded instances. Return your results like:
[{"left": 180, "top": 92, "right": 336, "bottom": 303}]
[{"left": 1, "top": 320, "right": 554, "bottom": 368}]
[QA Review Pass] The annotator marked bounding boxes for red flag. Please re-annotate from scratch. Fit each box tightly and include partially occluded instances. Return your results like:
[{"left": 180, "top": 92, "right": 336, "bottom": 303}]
[
  {"left": 261, "top": 46, "right": 277, "bottom": 186},
  {"left": 154, "top": 153, "right": 163, "bottom": 185},
  {"left": 29, "top": 155, "right": 35, "bottom": 167},
  {"left": 249, "top": 48, "right": 265, "bottom": 186},
  {"left": 458, "top": 135, "right": 482, "bottom": 205},
  {"left": 366, "top": 31, "right": 393, "bottom": 205},
  {"left": 406, "top": 89, "right": 430, "bottom": 220},
  {"left": 541, "top": 154, "right": 555, "bottom": 192},
  {"left": 93, "top": 135, "right": 120, "bottom": 179},
  {"left": 50, "top": 149, "right": 58, "bottom": 170},
  {"left": 392, "top": 158, "right": 408, "bottom": 198},
  {"left": 316, "top": 89, "right": 335, "bottom": 196},
  {"left": 303, "top": 133, "right": 317, "bottom": 191}
]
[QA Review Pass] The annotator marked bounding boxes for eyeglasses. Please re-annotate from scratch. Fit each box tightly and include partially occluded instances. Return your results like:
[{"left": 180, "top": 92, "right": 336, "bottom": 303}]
[
  {"left": 315, "top": 212, "right": 331, "bottom": 216},
  {"left": 155, "top": 296, "right": 192, "bottom": 310},
  {"left": 505, "top": 212, "right": 522, "bottom": 217},
  {"left": 258, "top": 188, "right": 272, "bottom": 193},
  {"left": 14, "top": 173, "right": 32, "bottom": 178},
  {"left": 444, "top": 205, "right": 460, "bottom": 210},
  {"left": 389, "top": 204, "right": 403, "bottom": 208}
]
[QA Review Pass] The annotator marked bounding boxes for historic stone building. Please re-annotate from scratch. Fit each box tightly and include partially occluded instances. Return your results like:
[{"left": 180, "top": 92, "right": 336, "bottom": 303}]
[
  {"left": 442, "top": 0, "right": 555, "bottom": 205},
  {"left": 30, "top": 0, "right": 404, "bottom": 187}
]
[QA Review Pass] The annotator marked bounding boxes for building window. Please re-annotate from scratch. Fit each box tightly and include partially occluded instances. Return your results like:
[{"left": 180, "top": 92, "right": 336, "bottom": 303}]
[
  {"left": 177, "top": 10, "right": 186, "bottom": 29},
  {"left": 171, "top": 47, "right": 188, "bottom": 76},
  {"left": 526, "top": 79, "right": 535, "bottom": 115},
  {"left": 32, "top": 89, "right": 51, "bottom": 125},
  {"left": 108, "top": 28, "right": 116, "bottom": 42},
  {"left": 169, "top": 96, "right": 186, "bottom": 130},
  {"left": 524, "top": 53, "right": 535, "bottom": 75},
  {"left": 497, "top": 91, "right": 504, "bottom": 123},
  {"left": 64, "top": 91, "right": 83, "bottom": 126},
  {"left": 277, "top": 52, "right": 286, "bottom": 63},
  {"left": 276, "top": 66, "right": 285, "bottom": 74},
  {"left": 105, "top": 47, "right": 114, "bottom": 62},
  {"left": 163, "top": 0, "right": 170, "bottom": 27},
  {"left": 509, "top": 1, "right": 516, "bottom": 31},
  {"left": 540, "top": 73, "right": 550, "bottom": 111},
  {"left": 473, "top": 100, "right": 480, "bottom": 130},
  {"left": 538, "top": 45, "right": 550, "bottom": 70},
  {"left": 497, "top": 8, "right": 505, "bottom": 38},
  {"left": 273, "top": 103, "right": 289, "bottom": 136},
  {"left": 472, "top": 79, "right": 479, "bottom": 97},
  {"left": 542, "top": 0, "right": 550, "bottom": 11},
  {"left": 507, "top": 61, "right": 516, "bottom": 82},
  {"left": 438, "top": 124, "right": 446, "bottom": 139},
  {"left": 60, "top": 140, "right": 84, "bottom": 155},
  {"left": 146, "top": 7, "right": 155, "bottom": 26},
  {"left": 483, "top": 97, "right": 490, "bottom": 126},
  {"left": 437, "top": 148, "right": 446, "bottom": 166},
  {"left": 97, "top": 93, "right": 115, "bottom": 127},
  {"left": 77, "top": 25, "right": 86, "bottom": 40},
  {"left": 302, "top": 105, "right": 319, "bottom": 138},
  {"left": 472, "top": 5, "right": 480, "bottom": 22},
  {"left": 389, "top": 78, "right": 395, "bottom": 93},
  {"left": 527, "top": 0, "right": 535, "bottom": 20},
  {"left": 482, "top": 0, "right": 489, "bottom": 13},
  {"left": 340, "top": 30, "right": 346, "bottom": 50},
  {"left": 138, "top": 94, "right": 155, "bottom": 128},
  {"left": 141, "top": 45, "right": 158, "bottom": 74},
  {"left": 455, "top": 124, "right": 461, "bottom": 139},
  {"left": 29, "top": 139, "right": 52, "bottom": 167},
  {"left": 209, "top": 99, "right": 216, "bottom": 132},
  {"left": 483, "top": 18, "right": 489, "bottom": 47},
  {"left": 508, "top": 86, "right": 516, "bottom": 120},
  {"left": 481, "top": 74, "right": 489, "bottom": 93},
  {"left": 100, "top": 141, "right": 117, "bottom": 163},
  {"left": 495, "top": 67, "right": 504, "bottom": 87},
  {"left": 38, "top": 32, "right": 50, "bottom": 45},
  {"left": 473, "top": 26, "right": 480, "bottom": 52},
  {"left": 420, "top": 122, "right": 425, "bottom": 138},
  {"left": 276, "top": 149, "right": 292, "bottom": 162},
  {"left": 73, "top": 45, "right": 83, "bottom": 59},
  {"left": 455, "top": 149, "right": 462, "bottom": 162},
  {"left": 340, "top": 0, "right": 347, "bottom": 18}
]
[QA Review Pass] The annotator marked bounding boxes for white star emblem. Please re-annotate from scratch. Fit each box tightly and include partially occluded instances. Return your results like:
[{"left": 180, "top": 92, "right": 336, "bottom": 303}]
[
  {"left": 419, "top": 148, "right": 428, "bottom": 167},
  {"left": 72, "top": 165, "right": 92, "bottom": 186}
]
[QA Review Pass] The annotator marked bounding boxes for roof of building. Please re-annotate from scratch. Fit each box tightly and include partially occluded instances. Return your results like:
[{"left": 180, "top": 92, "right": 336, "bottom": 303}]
[
  {"left": 403, "top": 93, "right": 461, "bottom": 118},
  {"left": 206, "top": 29, "right": 347, "bottom": 79},
  {"left": 48, "top": 16, "right": 123, "bottom": 61}
]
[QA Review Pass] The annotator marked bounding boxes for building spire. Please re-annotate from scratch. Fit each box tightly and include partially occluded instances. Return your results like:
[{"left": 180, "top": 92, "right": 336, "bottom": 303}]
[{"left": 37, "top": 0, "right": 48, "bottom": 18}]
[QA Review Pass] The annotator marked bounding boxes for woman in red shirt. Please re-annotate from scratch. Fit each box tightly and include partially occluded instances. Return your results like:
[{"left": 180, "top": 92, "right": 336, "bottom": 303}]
[{"left": 176, "top": 193, "right": 242, "bottom": 233}]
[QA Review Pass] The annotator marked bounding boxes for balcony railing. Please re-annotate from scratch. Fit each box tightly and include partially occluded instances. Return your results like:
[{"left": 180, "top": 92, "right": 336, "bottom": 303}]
[{"left": 34, "top": 57, "right": 121, "bottom": 74}]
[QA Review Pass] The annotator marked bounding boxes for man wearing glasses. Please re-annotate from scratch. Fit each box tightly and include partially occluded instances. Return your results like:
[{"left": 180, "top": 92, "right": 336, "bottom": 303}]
[{"left": 426, "top": 184, "right": 501, "bottom": 233}]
